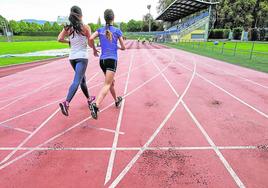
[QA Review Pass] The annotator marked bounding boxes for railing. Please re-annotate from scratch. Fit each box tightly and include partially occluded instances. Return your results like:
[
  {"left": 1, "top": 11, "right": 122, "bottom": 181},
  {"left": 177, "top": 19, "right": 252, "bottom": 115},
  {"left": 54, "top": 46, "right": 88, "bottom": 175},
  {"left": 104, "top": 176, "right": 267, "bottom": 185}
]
[
  {"left": 174, "top": 39, "right": 268, "bottom": 61},
  {"left": 126, "top": 11, "right": 209, "bottom": 39},
  {"left": 167, "top": 11, "right": 209, "bottom": 34}
]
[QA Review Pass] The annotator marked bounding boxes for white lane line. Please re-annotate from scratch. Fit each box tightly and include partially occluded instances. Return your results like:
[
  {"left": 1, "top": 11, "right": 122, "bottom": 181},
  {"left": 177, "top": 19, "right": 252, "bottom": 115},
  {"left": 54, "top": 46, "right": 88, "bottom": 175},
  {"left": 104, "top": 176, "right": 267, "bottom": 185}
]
[
  {"left": 0, "top": 72, "right": 99, "bottom": 127},
  {"left": 87, "top": 125, "right": 125, "bottom": 135},
  {"left": 0, "top": 124, "right": 32, "bottom": 134},
  {"left": 163, "top": 48, "right": 268, "bottom": 89},
  {"left": 105, "top": 53, "right": 134, "bottom": 184},
  {"left": 0, "top": 146, "right": 260, "bottom": 151},
  {"left": 0, "top": 78, "right": 65, "bottom": 103},
  {"left": 0, "top": 79, "right": 26, "bottom": 91},
  {"left": 218, "top": 146, "right": 258, "bottom": 150},
  {"left": 0, "top": 62, "right": 149, "bottom": 127},
  {"left": 108, "top": 53, "right": 196, "bottom": 188},
  {"left": 182, "top": 101, "right": 245, "bottom": 188},
  {"left": 0, "top": 108, "right": 60, "bottom": 165},
  {"left": 197, "top": 73, "right": 268, "bottom": 119},
  {"left": 200, "top": 59, "right": 268, "bottom": 89},
  {"left": 151, "top": 51, "right": 245, "bottom": 188},
  {"left": 0, "top": 78, "right": 60, "bottom": 111},
  {"left": 172, "top": 58, "right": 268, "bottom": 119},
  {"left": 0, "top": 63, "right": 171, "bottom": 171}
]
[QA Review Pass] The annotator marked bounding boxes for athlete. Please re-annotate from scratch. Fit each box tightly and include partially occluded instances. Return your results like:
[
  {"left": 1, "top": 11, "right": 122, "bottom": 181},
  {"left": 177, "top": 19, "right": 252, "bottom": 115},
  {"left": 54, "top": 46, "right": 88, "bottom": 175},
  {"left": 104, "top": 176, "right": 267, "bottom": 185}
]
[
  {"left": 58, "top": 6, "right": 99, "bottom": 116},
  {"left": 89, "top": 9, "right": 126, "bottom": 120}
]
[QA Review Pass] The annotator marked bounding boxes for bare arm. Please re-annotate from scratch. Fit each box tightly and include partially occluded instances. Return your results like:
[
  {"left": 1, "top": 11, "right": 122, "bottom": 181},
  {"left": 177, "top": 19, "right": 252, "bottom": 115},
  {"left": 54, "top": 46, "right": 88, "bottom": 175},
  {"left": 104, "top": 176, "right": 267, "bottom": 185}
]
[
  {"left": 90, "top": 31, "right": 99, "bottom": 41},
  {"left": 84, "top": 25, "right": 95, "bottom": 48},
  {"left": 118, "top": 36, "right": 126, "bottom": 50},
  {"left": 84, "top": 25, "right": 99, "bottom": 57},
  {"left": 57, "top": 29, "right": 69, "bottom": 43}
]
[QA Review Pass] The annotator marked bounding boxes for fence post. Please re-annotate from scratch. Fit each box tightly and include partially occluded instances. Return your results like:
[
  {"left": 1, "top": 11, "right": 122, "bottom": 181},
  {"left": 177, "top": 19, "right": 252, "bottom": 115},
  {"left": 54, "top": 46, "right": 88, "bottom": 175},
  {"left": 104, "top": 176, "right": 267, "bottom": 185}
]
[
  {"left": 233, "top": 42, "right": 238, "bottom": 56},
  {"left": 249, "top": 42, "right": 255, "bottom": 60},
  {"left": 221, "top": 42, "right": 225, "bottom": 54}
]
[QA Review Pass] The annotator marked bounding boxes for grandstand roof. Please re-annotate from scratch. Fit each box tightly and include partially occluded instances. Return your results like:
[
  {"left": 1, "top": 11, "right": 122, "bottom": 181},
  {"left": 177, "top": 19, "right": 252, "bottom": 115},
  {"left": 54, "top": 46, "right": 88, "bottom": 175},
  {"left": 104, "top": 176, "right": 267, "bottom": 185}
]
[{"left": 156, "top": 0, "right": 218, "bottom": 22}]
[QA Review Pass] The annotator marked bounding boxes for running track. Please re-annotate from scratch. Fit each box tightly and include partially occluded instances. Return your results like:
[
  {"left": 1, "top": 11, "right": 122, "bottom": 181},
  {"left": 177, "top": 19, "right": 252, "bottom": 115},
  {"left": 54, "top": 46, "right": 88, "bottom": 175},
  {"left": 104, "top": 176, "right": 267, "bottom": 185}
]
[{"left": 0, "top": 41, "right": 267, "bottom": 188}]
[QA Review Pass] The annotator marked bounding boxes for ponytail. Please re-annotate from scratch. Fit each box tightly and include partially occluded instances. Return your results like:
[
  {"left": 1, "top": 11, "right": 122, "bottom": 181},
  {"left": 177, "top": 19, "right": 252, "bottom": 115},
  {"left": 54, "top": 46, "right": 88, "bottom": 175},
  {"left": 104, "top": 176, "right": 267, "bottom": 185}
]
[
  {"left": 104, "top": 9, "right": 115, "bottom": 42},
  {"left": 65, "top": 6, "right": 84, "bottom": 38},
  {"left": 105, "top": 23, "right": 113, "bottom": 41}
]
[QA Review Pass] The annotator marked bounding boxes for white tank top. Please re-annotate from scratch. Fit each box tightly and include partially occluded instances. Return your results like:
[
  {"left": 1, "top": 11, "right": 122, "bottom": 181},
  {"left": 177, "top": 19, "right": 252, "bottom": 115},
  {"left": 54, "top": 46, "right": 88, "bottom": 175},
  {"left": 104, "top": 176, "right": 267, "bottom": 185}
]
[{"left": 69, "top": 31, "right": 88, "bottom": 60}]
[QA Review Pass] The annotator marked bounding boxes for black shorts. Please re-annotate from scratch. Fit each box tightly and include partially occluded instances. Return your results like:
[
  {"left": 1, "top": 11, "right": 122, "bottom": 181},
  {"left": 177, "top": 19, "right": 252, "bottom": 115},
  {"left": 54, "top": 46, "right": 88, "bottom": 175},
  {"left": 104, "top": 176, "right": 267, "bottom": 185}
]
[{"left": 100, "top": 59, "right": 117, "bottom": 74}]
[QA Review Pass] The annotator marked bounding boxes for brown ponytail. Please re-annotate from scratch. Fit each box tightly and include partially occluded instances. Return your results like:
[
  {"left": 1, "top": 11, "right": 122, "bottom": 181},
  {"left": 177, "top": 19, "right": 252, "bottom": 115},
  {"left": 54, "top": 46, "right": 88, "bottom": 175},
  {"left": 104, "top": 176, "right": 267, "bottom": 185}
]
[
  {"left": 104, "top": 9, "right": 114, "bottom": 42},
  {"left": 105, "top": 24, "right": 113, "bottom": 41}
]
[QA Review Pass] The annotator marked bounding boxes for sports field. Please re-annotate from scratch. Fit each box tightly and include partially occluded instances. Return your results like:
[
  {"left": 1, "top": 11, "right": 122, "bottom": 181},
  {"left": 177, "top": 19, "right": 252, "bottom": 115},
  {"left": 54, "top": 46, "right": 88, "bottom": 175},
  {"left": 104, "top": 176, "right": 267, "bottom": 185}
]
[
  {"left": 0, "top": 36, "right": 58, "bottom": 42},
  {"left": 165, "top": 41, "right": 268, "bottom": 73},
  {"left": 0, "top": 41, "right": 68, "bottom": 66},
  {"left": 0, "top": 40, "right": 267, "bottom": 188}
]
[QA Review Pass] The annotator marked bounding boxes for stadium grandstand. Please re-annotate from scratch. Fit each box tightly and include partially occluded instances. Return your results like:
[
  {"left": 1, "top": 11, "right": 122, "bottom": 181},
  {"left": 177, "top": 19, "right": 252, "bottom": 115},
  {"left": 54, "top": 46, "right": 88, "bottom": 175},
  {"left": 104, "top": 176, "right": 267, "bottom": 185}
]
[
  {"left": 156, "top": 0, "right": 219, "bottom": 42},
  {"left": 129, "top": 0, "right": 219, "bottom": 42}
]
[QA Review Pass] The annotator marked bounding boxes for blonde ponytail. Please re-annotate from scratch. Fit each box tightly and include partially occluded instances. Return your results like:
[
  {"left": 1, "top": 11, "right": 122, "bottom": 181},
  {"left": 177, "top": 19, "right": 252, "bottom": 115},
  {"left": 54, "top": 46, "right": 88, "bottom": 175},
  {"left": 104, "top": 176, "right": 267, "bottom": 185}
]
[{"left": 105, "top": 24, "right": 113, "bottom": 41}]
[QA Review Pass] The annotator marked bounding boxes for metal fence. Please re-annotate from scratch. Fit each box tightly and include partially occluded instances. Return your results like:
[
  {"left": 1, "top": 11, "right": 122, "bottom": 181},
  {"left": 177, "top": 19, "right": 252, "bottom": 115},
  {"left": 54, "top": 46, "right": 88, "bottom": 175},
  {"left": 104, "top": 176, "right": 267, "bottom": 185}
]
[{"left": 173, "top": 39, "right": 268, "bottom": 62}]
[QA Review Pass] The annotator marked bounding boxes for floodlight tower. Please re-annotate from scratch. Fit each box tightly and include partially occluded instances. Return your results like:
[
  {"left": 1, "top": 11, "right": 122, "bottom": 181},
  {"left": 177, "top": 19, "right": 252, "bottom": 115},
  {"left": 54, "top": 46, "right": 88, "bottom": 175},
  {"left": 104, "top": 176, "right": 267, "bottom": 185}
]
[{"left": 147, "top": 4, "right": 151, "bottom": 33}]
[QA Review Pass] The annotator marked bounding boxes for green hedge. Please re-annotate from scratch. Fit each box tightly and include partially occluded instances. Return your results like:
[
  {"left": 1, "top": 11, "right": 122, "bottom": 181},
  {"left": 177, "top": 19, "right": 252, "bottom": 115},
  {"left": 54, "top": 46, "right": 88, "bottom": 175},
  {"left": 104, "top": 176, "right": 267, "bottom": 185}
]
[
  {"left": 18, "top": 32, "right": 60, "bottom": 36},
  {"left": 209, "top": 29, "right": 231, "bottom": 39},
  {"left": 233, "top": 27, "right": 243, "bottom": 40}
]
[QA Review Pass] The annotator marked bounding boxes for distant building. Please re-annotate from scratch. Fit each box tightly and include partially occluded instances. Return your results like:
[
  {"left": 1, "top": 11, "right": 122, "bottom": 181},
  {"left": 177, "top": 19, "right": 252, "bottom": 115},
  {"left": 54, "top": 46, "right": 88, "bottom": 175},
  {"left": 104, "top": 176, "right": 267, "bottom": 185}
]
[{"left": 57, "top": 16, "right": 69, "bottom": 26}]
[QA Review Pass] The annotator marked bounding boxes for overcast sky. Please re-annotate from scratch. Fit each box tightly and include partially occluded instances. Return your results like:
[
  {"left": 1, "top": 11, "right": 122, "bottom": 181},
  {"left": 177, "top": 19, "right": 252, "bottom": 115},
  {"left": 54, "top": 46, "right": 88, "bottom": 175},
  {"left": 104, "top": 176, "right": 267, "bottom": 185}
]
[{"left": 0, "top": 0, "right": 159, "bottom": 23}]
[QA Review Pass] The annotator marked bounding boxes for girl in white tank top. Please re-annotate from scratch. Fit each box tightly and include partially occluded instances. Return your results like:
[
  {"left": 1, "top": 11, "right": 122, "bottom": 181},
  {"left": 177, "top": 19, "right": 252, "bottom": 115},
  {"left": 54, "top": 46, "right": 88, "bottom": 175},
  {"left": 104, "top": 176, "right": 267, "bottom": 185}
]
[{"left": 57, "top": 5, "right": 99, "bottom": 116}]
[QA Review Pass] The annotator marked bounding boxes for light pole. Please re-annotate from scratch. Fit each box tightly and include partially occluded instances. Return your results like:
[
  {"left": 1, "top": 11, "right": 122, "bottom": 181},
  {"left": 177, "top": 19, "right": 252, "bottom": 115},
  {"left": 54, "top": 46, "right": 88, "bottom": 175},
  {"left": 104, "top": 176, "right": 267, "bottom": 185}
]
[{"left": 147, "top": 5, "right": 151, "bottom": 33}]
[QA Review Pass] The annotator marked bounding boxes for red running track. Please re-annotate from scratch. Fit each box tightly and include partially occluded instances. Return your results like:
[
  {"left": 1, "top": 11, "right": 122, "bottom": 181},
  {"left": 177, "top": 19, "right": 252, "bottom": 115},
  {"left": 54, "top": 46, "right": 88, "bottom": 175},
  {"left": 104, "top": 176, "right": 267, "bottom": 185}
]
[{"left": 0, "top": 40, "right": 267, "bottom": 188}]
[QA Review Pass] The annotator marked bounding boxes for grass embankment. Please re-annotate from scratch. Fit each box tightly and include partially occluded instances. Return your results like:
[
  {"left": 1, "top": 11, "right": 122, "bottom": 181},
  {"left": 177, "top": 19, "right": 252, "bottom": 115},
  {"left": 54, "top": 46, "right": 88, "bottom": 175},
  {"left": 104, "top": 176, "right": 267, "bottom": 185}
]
[{"left": 164, "top": 41, "right": 268, "bottom": 73}]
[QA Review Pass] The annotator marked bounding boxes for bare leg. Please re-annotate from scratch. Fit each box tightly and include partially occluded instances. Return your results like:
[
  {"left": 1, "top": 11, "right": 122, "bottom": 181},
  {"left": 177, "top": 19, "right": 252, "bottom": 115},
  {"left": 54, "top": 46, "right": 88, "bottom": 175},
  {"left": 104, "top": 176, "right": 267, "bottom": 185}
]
[
  {"left": 110, "top": 80, "right": 117, "bottom": 101},
  {"left": 96, "top": 71, "right": 115, "bottom": 107}
]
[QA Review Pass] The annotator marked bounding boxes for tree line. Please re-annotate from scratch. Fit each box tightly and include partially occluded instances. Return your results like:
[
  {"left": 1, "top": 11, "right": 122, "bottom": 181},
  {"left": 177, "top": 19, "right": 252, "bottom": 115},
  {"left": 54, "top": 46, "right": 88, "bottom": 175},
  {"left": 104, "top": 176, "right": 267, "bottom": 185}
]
[{"left": 0, "top": 14, "right": 163, "bottom": 36}]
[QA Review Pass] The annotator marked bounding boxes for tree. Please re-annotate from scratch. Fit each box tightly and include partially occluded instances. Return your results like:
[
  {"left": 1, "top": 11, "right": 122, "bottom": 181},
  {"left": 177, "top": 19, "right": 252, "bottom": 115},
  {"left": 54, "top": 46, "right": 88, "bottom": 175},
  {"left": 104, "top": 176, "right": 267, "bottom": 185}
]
[
  {"left": 0, "top": 15, "right": 8, "bottom": 34},
  {"left": 43, "top": 21, "right": 51, "bottom": 31},
  {"left": 9, "top": 20, "right": 20, "bottom": 34},
  {"left": 97, "top": 16, "right": 102, "bottom": 26},
  {"left": 120, "top": 22, "right": 128, "bottom": 32},
  {"left": 51, "top": 22, "right": 62, "bottom": 32},
  {"left": 214, "top": 0, "right": 268, "bottom": 29},
  {"left": 127, "top": 19, "right": 143, "bottom": 32},
  {"left": 18, "top": 21, "right": 28, "bottom": 32},
  {"left": 88, "top": 23, "right": 97, "bottom": 32}
]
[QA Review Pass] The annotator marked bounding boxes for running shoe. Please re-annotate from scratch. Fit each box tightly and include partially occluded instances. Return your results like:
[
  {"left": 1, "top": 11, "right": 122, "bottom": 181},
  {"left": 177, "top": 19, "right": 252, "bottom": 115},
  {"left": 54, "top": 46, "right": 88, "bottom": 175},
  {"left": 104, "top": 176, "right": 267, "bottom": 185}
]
[
  {"left": 115, "top": 96, "right": 123, "bottom": 108},
  {"left": 59, "top": 101, "right": 69, "bottom": 116},
  {"left": 90, "top": 103, "right": 99, "bottom": 120},
  {"left": 87, "top": 96, "right": 96, "bottom": 106}
]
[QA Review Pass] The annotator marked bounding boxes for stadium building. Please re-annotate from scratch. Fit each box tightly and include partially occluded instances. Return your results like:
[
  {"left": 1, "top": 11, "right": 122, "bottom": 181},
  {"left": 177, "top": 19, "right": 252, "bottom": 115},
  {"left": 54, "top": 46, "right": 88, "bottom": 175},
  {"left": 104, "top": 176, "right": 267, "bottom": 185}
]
[{"left": 155, "top": 0, "right": 218, "bottom": 42}]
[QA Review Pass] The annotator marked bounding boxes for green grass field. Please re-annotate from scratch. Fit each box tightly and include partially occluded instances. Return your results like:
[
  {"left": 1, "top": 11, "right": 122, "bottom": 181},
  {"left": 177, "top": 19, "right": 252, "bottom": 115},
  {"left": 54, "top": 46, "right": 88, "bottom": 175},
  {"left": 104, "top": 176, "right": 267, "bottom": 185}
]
[
  {"left": 0, "top": 56, "right": 55, "bottom": 67},
  {"left": 0, "top": 36, "right": 57, "bottom": 42},
  {"left": 0, "top": 41, "right": 68, "bottom": 55},
  {"left": 164, "top": 41, "right": 268, "bottom": 73},
  {"left": 181, "top": 41, "right": 268, "bottom": 52},
  {"left": 0, "top": 41, "right": 68, "bottom": 66}
]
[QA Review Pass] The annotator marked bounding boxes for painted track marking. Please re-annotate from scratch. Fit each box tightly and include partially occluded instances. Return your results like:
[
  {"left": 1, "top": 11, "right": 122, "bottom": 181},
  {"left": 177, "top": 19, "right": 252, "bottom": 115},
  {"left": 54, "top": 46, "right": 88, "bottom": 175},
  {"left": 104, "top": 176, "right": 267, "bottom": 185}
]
[
  {"left": 0, "top": 108, "right": 60, "bottom": 165},
  {"left": 0, "top": 146, "right": 260, "bottom": 151},
  {"left": 105, "top": 52, "right": 134, "bottom": 184},
  {"left": 108, "top": 50, "right": 196, "bottom": 188},
  {"left": 0, "top": 78, "right": 60, "bottom": 111},
  {"left": 0, "top": 124, "right": 32, "bottom": 134},
  {"left": 0, "top": 57, "right": 171, "bottom": 170},
  {"left": 147, "top": 49, "right": 245, "bottom": 188},
  {"left": 170, "top": 53, "right": 268, "bottom": 119},
  {"left": 0, "top": 61, "right": 149, "bottom": 128}
]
